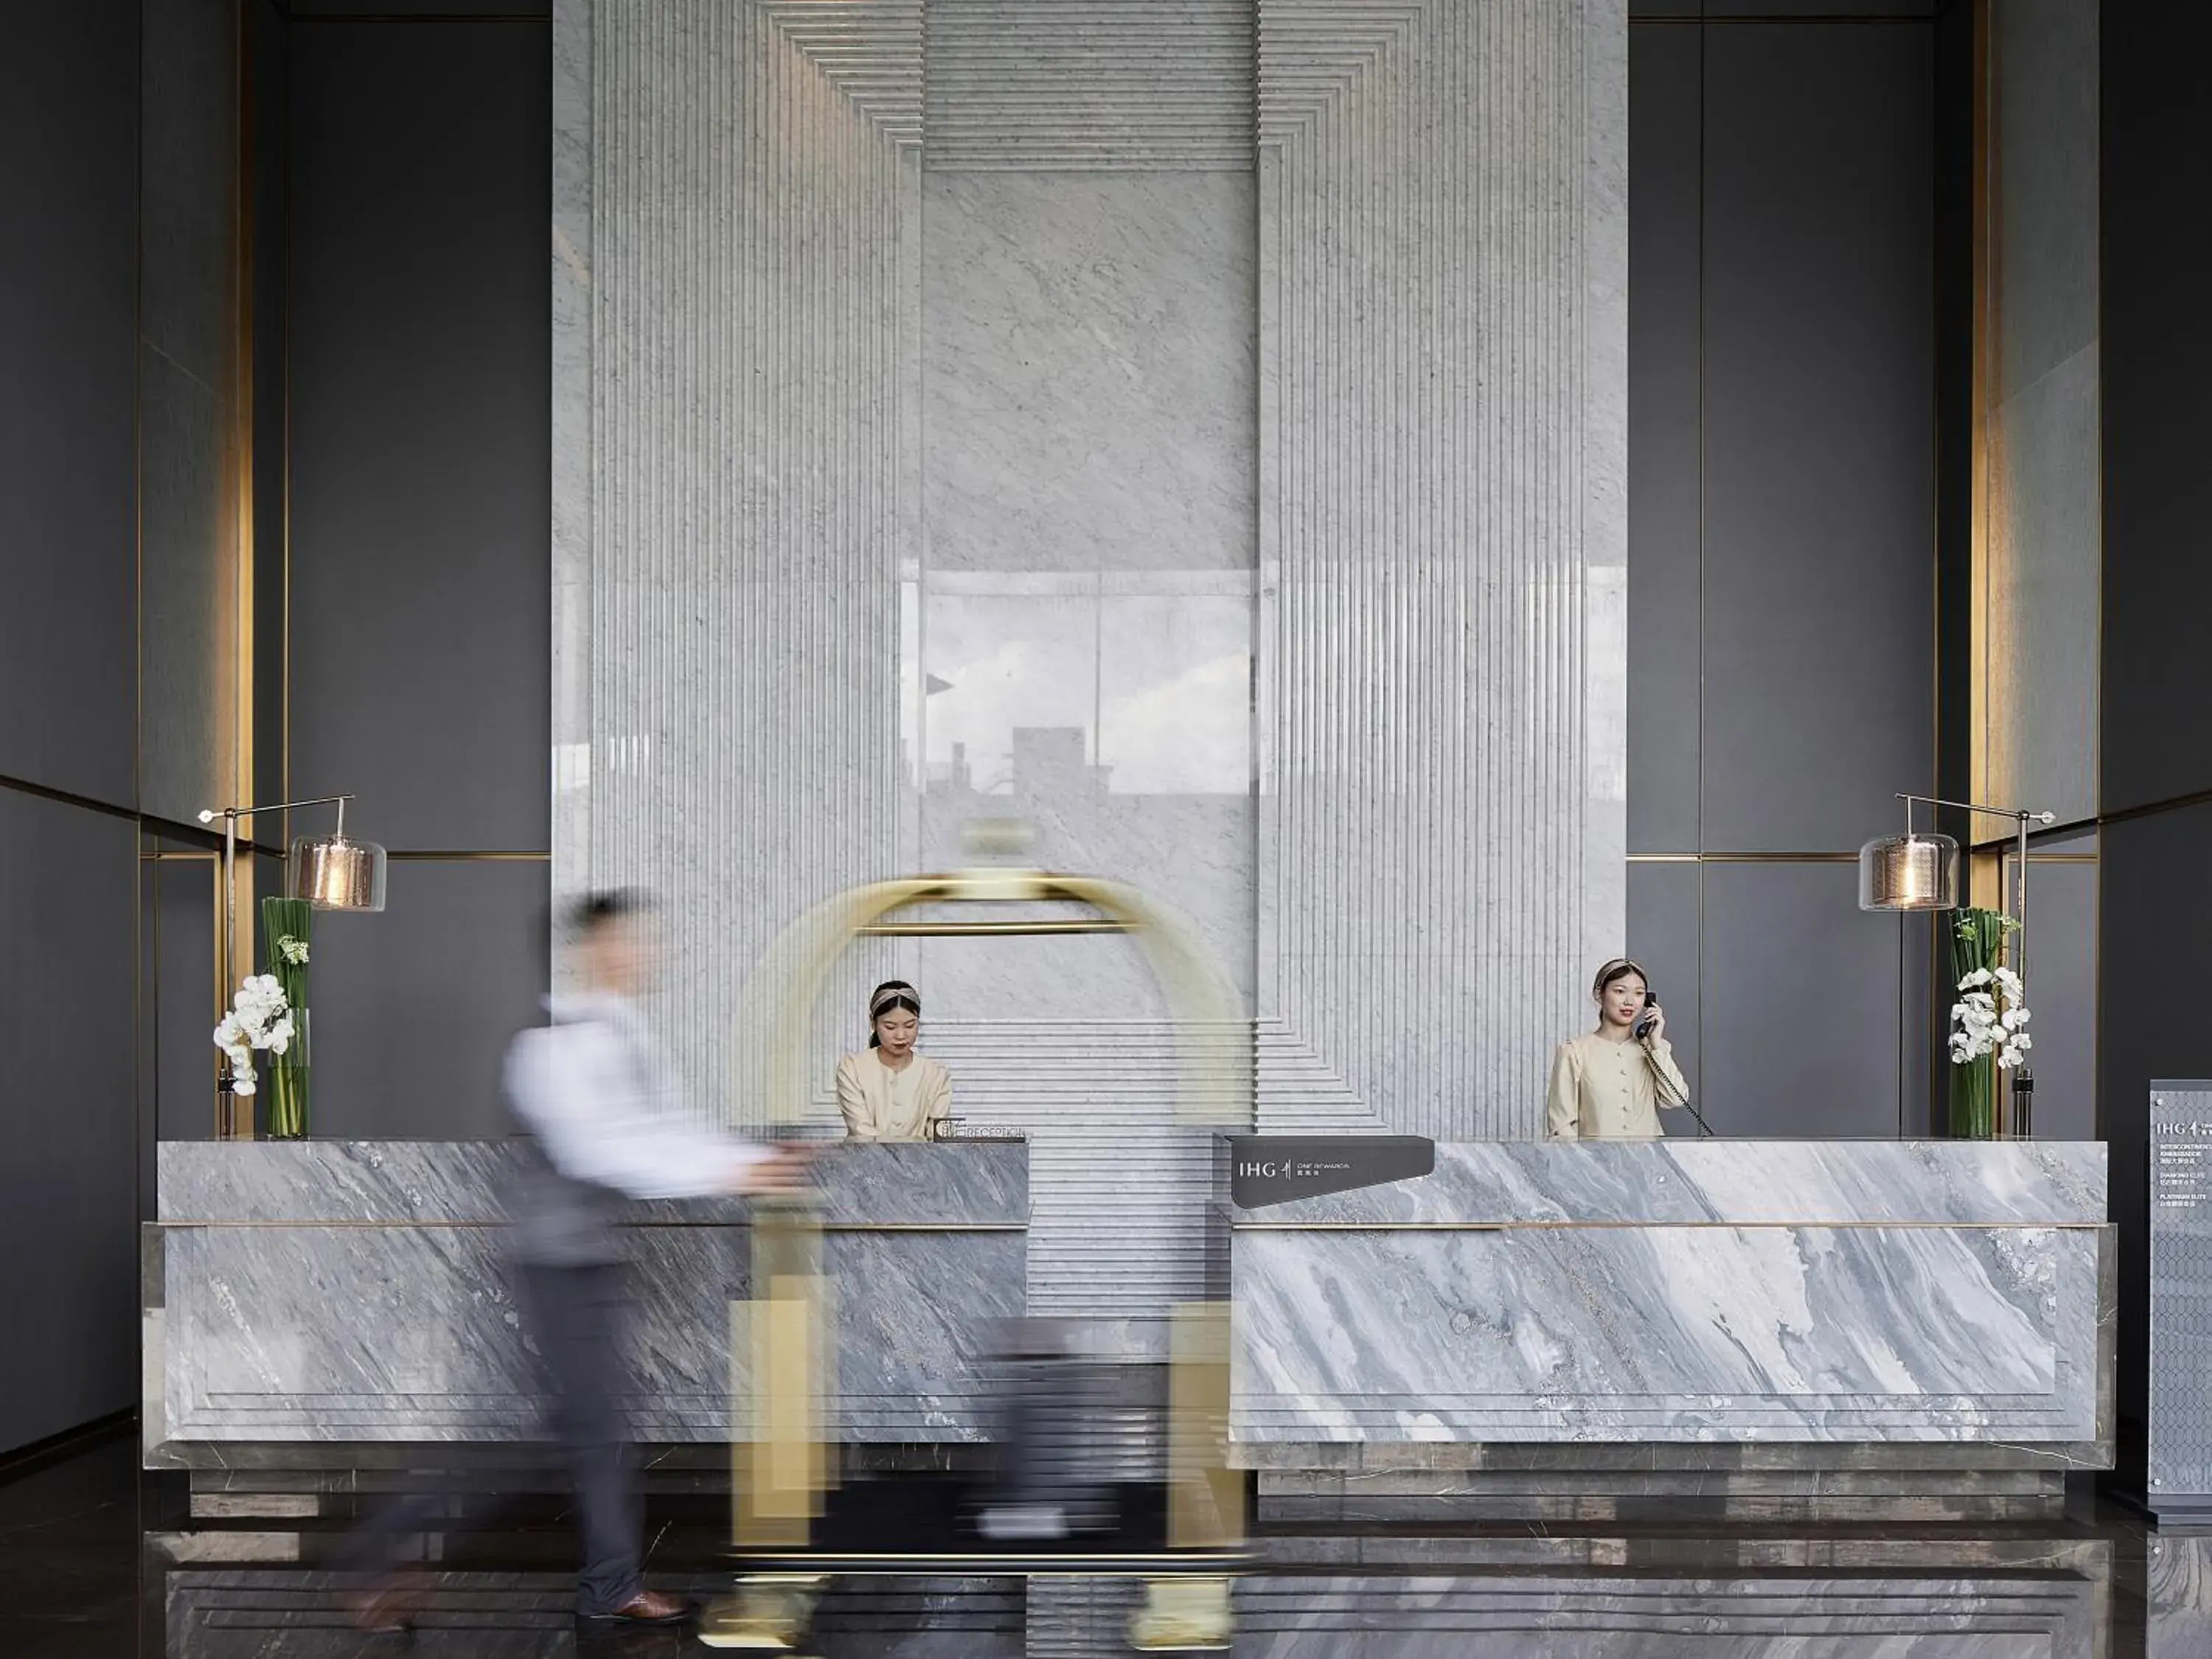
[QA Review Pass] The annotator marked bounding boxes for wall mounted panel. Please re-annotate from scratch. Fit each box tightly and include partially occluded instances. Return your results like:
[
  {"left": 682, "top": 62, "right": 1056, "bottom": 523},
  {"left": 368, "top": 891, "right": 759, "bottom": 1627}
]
[
  {"left": 0, "top": 3, "right": 139, "bottom": 810},
  {"left": 288, "top": 21, "right": 552, "bottom": 853}
]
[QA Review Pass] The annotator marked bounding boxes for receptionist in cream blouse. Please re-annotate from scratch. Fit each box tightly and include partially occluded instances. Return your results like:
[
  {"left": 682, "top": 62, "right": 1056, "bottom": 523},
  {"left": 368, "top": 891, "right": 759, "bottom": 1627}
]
[
  {"left": 1545, "top": 958, "right": 1694, "bottom": 1139},
  {"left": 835, "top": 981, "right": 953, "bottom": 1141}
]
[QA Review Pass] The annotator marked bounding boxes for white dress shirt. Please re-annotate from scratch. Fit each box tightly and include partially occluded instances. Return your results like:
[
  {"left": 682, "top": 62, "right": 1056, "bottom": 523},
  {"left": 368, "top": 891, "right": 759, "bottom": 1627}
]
[{"left": 506, "top": 992, "right": 768, "bottom": 1198}]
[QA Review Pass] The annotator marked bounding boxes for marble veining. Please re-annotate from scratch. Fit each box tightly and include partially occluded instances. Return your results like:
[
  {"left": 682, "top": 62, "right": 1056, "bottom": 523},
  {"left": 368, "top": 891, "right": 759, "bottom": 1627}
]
[
  {"left": 1234, "top": 1218, "right": 2108, "bottom": 1447},
  {"left": 1234, "top": 1139, "right": 2107, "bottom": 1227},
  {"left": 150, "top": 1142, "right": 1026, "bottom": 1452},
  {"left": 158, "top": 1141, "right": 1027, "bottom": 1228}
]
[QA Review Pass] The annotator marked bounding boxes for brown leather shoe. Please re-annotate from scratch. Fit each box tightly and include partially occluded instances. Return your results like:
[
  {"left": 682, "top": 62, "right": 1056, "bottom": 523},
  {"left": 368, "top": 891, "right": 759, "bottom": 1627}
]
[
  {"left": 346, "top": 1584, "right": 421, "bottom": 1635},
  {"left": 584, "top": 1589, "right": 695, "bottom": 1626}
]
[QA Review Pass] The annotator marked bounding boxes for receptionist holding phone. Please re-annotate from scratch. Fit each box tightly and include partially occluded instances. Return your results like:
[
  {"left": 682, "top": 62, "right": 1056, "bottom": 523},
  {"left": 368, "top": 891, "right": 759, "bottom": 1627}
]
[{"left": 1545, "top": 958, "right": 1694, "bottom": 1139}]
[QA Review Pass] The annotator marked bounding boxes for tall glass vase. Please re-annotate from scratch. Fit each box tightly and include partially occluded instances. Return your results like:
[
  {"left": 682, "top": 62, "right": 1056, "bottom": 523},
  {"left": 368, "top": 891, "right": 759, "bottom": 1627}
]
[
  {"left": 268, "top": 1009, "right": 310, "bottom": 1139},
  {"left": 262, "top": 897, "right": 313, "bottom": 1139},
  {"left": 1947, "top": 907, "right": 2007, "bottom": 1139}
]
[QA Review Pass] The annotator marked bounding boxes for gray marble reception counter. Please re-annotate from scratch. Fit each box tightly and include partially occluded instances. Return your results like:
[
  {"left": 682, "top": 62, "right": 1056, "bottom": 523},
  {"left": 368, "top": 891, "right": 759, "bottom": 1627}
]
[
  {"left": 145, "top": 1140, "right": 1026, "bottom": 1467},
  {"left": 1229, "top": 1140, "right": 2113, "bottom": 1517}
]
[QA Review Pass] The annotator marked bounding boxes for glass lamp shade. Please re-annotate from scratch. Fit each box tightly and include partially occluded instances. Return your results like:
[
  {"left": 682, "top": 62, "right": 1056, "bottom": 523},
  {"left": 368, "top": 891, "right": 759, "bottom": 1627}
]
[
  {"left": 1857, "top": 832, "right": 1960, "bottom": 912},
  {"left": 289, "top": 834, "right": 387, "bottom": 912}
]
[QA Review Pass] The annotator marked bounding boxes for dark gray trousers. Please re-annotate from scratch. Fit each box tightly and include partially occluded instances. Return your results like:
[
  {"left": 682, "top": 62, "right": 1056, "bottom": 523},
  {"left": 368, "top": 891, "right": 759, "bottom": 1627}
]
[
  {"left": 519, "top": 1261, "right": 643, "bottom": 1615},
  {"left": 340, "top": 1260, "right": 642, "bottom": 1616}
]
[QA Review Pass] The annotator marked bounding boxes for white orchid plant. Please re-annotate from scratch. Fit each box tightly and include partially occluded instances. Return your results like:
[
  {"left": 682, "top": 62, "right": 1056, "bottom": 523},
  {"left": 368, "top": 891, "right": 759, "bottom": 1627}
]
[
  {"left": 1947, "top": 964, "right": 2032, "bottom": 1071},
  {"left": 213, "top": 973, "right": 296, "bottom": 1097}
]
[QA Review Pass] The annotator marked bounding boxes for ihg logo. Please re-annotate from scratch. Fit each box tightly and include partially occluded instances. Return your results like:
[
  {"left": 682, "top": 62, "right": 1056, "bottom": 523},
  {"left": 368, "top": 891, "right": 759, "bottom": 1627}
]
[{"left": 1237, "top": 1161, "right": 1282, "bottom": 1178}]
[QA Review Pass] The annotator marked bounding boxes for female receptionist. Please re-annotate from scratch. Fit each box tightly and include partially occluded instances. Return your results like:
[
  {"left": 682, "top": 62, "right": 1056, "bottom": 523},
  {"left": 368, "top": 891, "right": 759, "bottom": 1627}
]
[
  {"left": 835, "top": 980, "right": 953, "bottom": 1141},
  {"left": 1545, "top": 958, "right": 1694, "bottom": 1139}
]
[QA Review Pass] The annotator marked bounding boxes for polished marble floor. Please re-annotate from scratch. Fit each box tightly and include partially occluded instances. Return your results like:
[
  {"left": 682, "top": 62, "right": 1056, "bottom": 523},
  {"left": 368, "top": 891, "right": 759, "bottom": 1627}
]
[{"left": 3, "top": 1427, "right": 2202, "bottom": 1658}]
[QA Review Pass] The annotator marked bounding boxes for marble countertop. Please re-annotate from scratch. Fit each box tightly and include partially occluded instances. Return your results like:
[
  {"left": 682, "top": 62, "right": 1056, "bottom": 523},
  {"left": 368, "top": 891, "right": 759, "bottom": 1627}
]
[
  {"left": 157, "top": 1138, "right": 1029, "bottom": 1228},
  {"left": 1230, "top": 1140, "right": 2106, "bottom": 1227}
]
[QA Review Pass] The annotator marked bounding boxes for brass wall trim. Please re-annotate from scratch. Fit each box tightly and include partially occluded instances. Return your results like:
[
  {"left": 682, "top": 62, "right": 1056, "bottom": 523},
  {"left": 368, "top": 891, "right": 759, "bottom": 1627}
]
[
  {"left": 0, "top": 771, "right": 143, "bottom": 824},
  {"left": 1626, "top": 852, "right": 1857, "bottom": 864},
  {"left": 1231, "top": 1222, "right": 2106, "bottom": 1233},
  {"left": 382, "top": 850, "right": 552, "bottom": 862},
  {"left": 1630, "top": 13, "right": 1941, "bottom": 24},
  {"left": 153, "top": 1219, "right": 1027, "bottom": 1233},
  {"left": 284, "top": 11, "right": 554, "bottom": 23}
]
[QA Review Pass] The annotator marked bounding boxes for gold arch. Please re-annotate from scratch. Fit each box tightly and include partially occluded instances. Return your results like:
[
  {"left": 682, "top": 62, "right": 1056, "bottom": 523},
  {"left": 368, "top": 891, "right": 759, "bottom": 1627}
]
[
  {"left": 729, "top": 864, "right": 1251, "bottom": 1565},
  {"left": 738, "top": 866, "right": 1253, "bottom": 1134}
]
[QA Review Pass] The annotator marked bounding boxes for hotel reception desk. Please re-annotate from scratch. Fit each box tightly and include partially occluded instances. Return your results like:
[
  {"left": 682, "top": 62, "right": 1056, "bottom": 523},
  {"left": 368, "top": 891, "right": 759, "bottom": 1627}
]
[
  {"left": 145, "top": 1140, "right": 1026, "bottom": 1467},
  {"left": 147, "top": 1135, "right": 2110, "bottom": 1526},
  {"left": 1228, "top": 1139, "right": 2113, "bottom": 1521}
]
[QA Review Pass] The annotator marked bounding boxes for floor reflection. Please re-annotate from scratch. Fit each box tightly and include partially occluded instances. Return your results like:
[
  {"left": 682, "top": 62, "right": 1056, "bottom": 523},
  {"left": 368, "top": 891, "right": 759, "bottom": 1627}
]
[{"left": 5, "top": 1431, "right": 2209, "bottom": 1658}]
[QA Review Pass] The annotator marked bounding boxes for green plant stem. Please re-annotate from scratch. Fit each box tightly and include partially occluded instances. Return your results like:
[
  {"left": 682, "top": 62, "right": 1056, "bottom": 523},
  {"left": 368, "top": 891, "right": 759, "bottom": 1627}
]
[
  {"left": 260, "top": 897, "right": 313, "bottom": 1139},
  {"left": 1947, "top": 907, "right": 2009, "bottom": 1140}
]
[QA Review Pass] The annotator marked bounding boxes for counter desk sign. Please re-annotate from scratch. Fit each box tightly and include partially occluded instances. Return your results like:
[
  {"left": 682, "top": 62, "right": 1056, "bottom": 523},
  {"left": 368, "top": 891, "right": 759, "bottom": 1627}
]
[
  {"left": 1228, "top": 1136, "right": 1434, "bottom": 1208},
  {"left": 2150, "top": 1083, "right": 2212, "bottom": 1523}
]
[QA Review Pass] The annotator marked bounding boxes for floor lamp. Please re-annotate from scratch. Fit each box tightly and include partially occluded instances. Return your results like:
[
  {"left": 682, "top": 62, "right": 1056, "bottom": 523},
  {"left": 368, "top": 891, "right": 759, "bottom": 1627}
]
[
  {"left": 198, "top": 793, "right": 387, "bottom": 1138},
  {"left": 1858, "top": 792, "right": 2055, "bottom": 1135}
]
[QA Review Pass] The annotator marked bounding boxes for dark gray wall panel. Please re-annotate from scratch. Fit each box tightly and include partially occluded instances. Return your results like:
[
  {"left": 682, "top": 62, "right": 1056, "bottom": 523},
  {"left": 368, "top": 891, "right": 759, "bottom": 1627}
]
[
  {"left": 2099, "top": 802, "right": 2212, "bottom": 1451},
  {"left": 2018, "top": 849, "right": 2096, "bottom": 1145},
  {"left": 1627, "top": 24, "right": 1704, "bottom": 855},
  {"left": 287, "top": 22, "right": 552, "bottom": 852},
  {"left": 2100, "top": 6, "right": 2212, "bottom": 1473},
  {"left": 141, "top": 0, "right": 237, "bottom": 397},
  {"left": 2101, "top": 8, "right": 2212, "bottom": 816},
  {"left": 0, "top": 794, "right": 138, "bottom": 1452},
  {"left": 153, "top": 851, "right": 218, "bottom": 1144},
  {"left": 137, "top": 349, "right": 229, "bottom": 826},
  {"left": 138, "top": 0, "right": 243, "bottom": 829},
  {"left": 1626, "top": 862, "right": 1703, "bottom": 1100},
  {"left": 1697, "top": 24, "right": 1933, "bottom": 853},
  {"left": 1699, "top": 863, "right": 1905, "bottom": 1138},
  {"left": 0, "top": 2, "right": 139, "bottom": 808},
  {"left": 308, "top": 861, "right": 549, "bottom": 1140}
]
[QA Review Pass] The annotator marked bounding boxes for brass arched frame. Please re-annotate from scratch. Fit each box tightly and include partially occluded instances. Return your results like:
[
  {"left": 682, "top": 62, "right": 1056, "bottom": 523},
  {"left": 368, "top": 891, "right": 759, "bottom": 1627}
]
[{"left": 730, "top": 868, "right": 1251, "bottom": 1562}]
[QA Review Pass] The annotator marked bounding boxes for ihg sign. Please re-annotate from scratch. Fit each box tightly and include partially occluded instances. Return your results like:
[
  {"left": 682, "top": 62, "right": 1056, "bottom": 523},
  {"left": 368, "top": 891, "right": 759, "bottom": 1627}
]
[{"left": 1229, "top": 1136, "right": 1435, "bottom": 1208}]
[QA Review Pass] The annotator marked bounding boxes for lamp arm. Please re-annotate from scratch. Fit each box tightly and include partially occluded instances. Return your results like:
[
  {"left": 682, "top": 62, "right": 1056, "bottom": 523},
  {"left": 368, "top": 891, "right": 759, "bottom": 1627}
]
[
  {"left": 199, "top": 793, "right": 355, "bottom": 824},
  {"left": 1894, "top": 793, "right": 2057, "bottom": 827},
  {"left": 1895, "top": 794, "right": 2048, "bottom": 1001}
]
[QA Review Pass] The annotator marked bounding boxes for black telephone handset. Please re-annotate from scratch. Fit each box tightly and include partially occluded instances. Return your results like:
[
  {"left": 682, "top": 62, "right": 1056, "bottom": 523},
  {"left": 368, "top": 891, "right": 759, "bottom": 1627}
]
[{"left": 1632, "top": 990, "right": 1660, "bottom": 1042}]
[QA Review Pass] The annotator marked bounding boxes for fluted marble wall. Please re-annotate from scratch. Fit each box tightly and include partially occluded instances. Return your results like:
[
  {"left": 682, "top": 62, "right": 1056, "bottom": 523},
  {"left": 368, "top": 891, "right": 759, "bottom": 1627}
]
[
  {"left": 1255, "top": 0, "right": 1626, "bottom": 1138},
  {"left": 553, "top": 0, "right": 1627, "bottom": 1307},
  {"left": 552, "top": 0, "right": 921, "bottom": 1106}
]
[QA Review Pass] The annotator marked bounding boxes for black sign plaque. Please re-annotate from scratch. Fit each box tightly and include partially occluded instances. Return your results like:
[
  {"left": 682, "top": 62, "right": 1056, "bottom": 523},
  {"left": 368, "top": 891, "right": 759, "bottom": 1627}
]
[
  {"left": 1228, "top": 1135, "right": 1435, "bottom": 1208},
  {"left": 2152, "top": 1084, "right": 2212, "bottom": 1523}
]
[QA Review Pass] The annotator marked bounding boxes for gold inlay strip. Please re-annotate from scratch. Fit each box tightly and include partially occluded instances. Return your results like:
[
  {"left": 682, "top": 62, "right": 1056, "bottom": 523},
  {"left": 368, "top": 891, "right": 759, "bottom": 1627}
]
[
  {"left": 1230, "top": 1219, "right": 2105, "bottom": 1231},
  {"left": 383, "top": 850, "right": 552, "bottom": 862},
  {"left": 1627, "top": 852, "right": 1856, "bottom": 864},
  {"left": 153, "top": 1219, "right": 1025, "bottom": 1233}
]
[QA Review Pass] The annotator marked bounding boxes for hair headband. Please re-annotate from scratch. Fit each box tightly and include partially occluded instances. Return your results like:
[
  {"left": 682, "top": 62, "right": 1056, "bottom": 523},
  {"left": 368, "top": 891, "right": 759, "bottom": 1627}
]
[
  {"left": 1592, "top": 958, "right": 1647, "bottom": 995},
  {"left": 870, "top": 984, "right": 919, "bottom": 1020}
]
